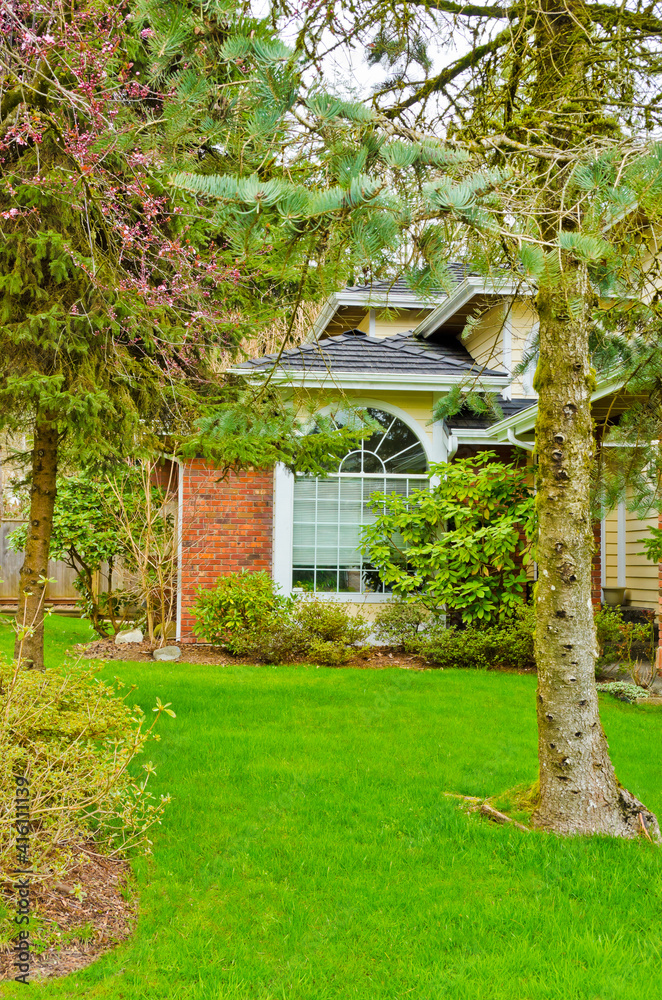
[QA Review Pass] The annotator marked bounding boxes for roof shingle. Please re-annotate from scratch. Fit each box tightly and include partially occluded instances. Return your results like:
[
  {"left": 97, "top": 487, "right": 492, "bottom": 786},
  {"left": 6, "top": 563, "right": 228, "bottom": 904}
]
[{"left": 240, "top": 329, "right": 506, "bottom": 377}]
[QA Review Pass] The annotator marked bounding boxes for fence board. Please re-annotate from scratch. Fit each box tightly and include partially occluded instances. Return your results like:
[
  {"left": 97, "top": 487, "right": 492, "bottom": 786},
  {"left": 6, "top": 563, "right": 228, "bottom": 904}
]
[{"left": 0, "top": 520, "right": 79, "bottom": 601}]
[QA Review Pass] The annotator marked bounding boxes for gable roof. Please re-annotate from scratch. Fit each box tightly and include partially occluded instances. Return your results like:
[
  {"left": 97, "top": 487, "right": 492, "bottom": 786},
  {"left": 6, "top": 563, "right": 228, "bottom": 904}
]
[{"left": 239, "top": 329, "right": 506, "bottom": 377}]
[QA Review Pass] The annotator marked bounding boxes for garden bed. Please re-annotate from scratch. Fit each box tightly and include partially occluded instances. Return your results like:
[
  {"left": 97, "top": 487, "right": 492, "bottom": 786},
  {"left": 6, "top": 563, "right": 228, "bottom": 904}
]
[
  {"left": 0, "top": 843, "right": 134, "bottom": 982},
  {"left": 78, "top": 637, "right": 428, "bottom": 671}
]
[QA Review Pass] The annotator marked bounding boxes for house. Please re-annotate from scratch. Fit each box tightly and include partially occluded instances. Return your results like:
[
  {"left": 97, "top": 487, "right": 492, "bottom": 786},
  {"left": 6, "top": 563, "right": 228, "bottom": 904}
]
[{"left": 176, "top": 275, "right": 660, "bottom": 639}]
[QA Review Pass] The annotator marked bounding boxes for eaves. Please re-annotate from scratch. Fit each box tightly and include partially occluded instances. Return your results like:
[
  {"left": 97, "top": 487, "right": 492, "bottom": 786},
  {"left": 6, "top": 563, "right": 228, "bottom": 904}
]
[{"left": 231, "top": 368, "right": 511, "bottom": 393}]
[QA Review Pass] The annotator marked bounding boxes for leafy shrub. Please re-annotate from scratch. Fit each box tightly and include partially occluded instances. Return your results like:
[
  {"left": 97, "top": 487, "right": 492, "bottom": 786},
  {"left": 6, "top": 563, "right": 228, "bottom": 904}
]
[
  {"left": 195, "top": 574, "right": 371, "bottom": 665},
  {"left": 192, "top": 571, "right": 293, "bottom": 652},
  {"left": 373, "top": 599, "right": 429, "bottom": 651},
  {"left": 594, "top": 606, "right": 625, "bottom": 662},
  {"left": 0, "top": 657, "right": 172, "bottom": 888},
  {"left": 594, "top": 606, "right": 655, "bottom": 674},
  {"left": 361, "top": 452, "right": 535, "bottom": 626},
  {"left": 419, "top": 607, "right": 535, "bottom": 670},
  {"left": 596, "top": 681, "right": 649, "bottom": 703},
  {"left": 293, "top": 600, "right": 370, "bottom": 665}
]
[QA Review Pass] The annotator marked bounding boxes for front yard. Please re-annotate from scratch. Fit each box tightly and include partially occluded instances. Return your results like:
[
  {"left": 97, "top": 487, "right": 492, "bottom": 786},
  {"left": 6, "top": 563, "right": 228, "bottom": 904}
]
[{"left": 2, "top": 617, "right": 662, "bottom": 998}]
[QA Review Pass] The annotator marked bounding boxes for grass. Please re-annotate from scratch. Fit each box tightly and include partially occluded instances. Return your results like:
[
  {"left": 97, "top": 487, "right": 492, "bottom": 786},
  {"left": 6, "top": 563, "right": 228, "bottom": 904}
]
[
  {"left": 3, "top": 618, "right": 662, "bottom": 999},
  {"left": 0, "top": 612, "right": 94, "bottom": 666}
]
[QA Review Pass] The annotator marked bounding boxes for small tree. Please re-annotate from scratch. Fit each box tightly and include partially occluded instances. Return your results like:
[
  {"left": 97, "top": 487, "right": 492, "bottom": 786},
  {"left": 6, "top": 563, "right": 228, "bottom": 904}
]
[
  {"left": 361, "top": 453, "right": 535, "bottom": 625},
  {"left": 8, "top": 474, "right": 129, "bottom": 637}
]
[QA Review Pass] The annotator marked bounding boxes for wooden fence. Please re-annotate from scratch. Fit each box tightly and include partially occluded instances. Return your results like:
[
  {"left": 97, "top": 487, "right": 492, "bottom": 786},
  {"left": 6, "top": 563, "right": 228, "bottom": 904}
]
[{"left": 0, "top": 520, "right": 79, "bottom": 603}]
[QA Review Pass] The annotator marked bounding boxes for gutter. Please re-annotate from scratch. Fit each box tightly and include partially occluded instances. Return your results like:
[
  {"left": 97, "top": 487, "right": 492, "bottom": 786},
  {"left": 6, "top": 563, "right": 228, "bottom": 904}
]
[
  {"left": 485, "top": 371, "right": 628, "bottom": 442},
  {"left": 413, "top": 276, "right": 528, "bottom": 340},
  {"left": 231, "top": 368, "right": 511, "bottom": 393}
]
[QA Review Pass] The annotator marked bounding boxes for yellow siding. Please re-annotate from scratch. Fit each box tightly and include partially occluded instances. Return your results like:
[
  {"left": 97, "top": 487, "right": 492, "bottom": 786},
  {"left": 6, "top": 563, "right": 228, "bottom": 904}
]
[
  {"left": 603, "top": 509, "right": 619, "bottom": 586},
  {"left": 509, "top": 301, "right": 538, "bottom": 398},
  {"left": 463, "top": 303, "right": 504, "bottom": 370},
  {"left": 356, "top": 309, "right": 430, "bottom": 338},
  {"left": 625, "top": 509, "right": 658, "bottom": 609},
  {"left": 603, "top": 505, "right": 659, "bottom": 609}
]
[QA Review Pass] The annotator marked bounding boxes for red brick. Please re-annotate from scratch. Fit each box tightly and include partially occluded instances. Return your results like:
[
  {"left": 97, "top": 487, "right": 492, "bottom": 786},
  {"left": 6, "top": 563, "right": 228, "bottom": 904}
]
[{"left": 179, "top": 460, "right": 274, "bottom": 640}]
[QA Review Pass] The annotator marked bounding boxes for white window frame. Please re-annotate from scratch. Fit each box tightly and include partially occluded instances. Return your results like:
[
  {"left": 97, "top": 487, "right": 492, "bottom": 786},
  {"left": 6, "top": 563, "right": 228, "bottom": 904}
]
[{"left": 272, "top": 400, "right": 444, "bottom": 601}]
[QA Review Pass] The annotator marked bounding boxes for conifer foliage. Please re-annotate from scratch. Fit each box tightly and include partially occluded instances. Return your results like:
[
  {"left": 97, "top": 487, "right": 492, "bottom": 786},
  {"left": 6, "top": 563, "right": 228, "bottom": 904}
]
[{"left": 0, "top": 0, "right": 234, "bottom": 667}]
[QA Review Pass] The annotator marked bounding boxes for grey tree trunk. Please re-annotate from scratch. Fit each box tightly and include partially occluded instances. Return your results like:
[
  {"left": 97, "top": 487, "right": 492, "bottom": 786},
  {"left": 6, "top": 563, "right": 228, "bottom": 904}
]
[
  {"left": 14, "top": 413, "right": 59, "bottom": 670},
  {"left": 532, "top": 277, "right": 659, "bottom": 838}
]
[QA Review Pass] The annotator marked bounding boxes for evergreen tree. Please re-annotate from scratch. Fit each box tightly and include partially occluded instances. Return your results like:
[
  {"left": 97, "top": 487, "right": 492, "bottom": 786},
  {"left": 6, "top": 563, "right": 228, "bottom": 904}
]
[{"left": 145, "top": 0, "right": 662, "bottom": 836}]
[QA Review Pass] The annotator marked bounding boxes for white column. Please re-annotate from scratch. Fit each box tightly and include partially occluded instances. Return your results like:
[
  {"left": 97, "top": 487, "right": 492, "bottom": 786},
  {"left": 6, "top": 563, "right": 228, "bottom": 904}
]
[
  {"left": 502, "top": 300, "right": 513, "bottom": 401},
  {"left": 273, "top": 463, "right": 294, "bottom": 594}
]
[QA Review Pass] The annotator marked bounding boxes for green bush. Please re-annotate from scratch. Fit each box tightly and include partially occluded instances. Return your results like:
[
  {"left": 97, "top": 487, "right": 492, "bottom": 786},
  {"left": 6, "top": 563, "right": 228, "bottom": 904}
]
[
  {"left": 596, "top": 681, "right": 649, "bottom": 703},
  {"left": 419, "top": 607, "right": 535, "bottom": 670},
  {"left": 194, "top": 573, "right": 371, "bottom": 665},
  {"left": 293, "top": 600, "right": 370, "bottom": 666},
  {"left": 361, "top": 452, "right": 535, "bottom": 626},
  {"left": 594, "top": 606, "right": 655, "bottom": 671},
  {"left": 373, "top": 599, "right": 430, "bottom": 651},
  {"left": 0, "top": 657, "right": 172, "bottom": 888},
  {"left": 192, "top": 571, "right": 293, "bottom": 652},
  {"left": 235, "top": 598, "right": 370, "bottom": 666}
]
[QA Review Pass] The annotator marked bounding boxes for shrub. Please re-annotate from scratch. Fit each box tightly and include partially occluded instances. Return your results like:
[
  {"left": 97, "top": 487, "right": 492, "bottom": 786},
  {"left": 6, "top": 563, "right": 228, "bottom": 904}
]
[
  {"left": 594, "top": 606, "right": 656, "bottom": 674},
  {"left": 293, "top": 600, "right": 370, "bottom": 666},
  {"left": 192, "top": 571, "right": 293, "bottom": 652},
  {"left": 596, "top": 681, "right": 649, "bottom": 703},
  {"left": 219, "top": 588, "right": 371, "bottom": 666},
  {"left": 419, "top": 607, "right": 535, "bottom": 670},
  {"left": 373, "top": 600, "right": 429, "bottom": 651},
  {"left": 361, "top": 452, "right": 535, "bottom": 626},
  {"left": 0, "top": 657, "right": 172, "bottom": 889}
]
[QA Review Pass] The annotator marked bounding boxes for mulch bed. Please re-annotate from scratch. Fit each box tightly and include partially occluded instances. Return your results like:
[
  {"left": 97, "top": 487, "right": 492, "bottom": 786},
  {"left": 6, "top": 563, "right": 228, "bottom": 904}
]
[
  {"left": 0, "top": 843, "right": 135, "bottom": 982},
  {"left": 78, "top": 637, "right": 429, "bottom": 671}
]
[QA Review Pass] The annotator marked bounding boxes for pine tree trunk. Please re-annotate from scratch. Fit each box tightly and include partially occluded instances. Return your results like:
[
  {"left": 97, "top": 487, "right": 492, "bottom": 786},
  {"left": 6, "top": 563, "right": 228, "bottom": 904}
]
[
  {"left": 14, "top": 413, "right": 59, "bottom": 670},
  {"left": 532, "top": 277, "right": 659, "bottom": 839}
]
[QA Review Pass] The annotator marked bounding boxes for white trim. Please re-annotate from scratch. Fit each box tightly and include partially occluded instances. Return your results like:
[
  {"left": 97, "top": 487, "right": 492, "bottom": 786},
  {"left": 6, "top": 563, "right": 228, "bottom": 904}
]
[
  {"left": 233, "top": 369, "right": 510, "bottom": 392},
  {"left": 176, "top": 458, "right": 183, "bottom": 642},
  {"left": 487, "top": 371, "right": 628, "bottom": 441},
  {"left": 413, "top": 276, "right": 526, "bottom": 340},
  {"left": 502, "top": 301, "right": 513, "bottom": 401},
  {"left": 368, "top": 309, "right": 376, "bottom": 337},
  {"left": 617, "top": 501, "right": 626, "bottom": 588},
  {"left": 507, "top": 428, "right": 535, "bottom": 452},
  {"left": 600, "top": 518, "right": 606, "bottom": 590},
  {"left": 273, "top": 464, "right": 294, "bottom": 594}
]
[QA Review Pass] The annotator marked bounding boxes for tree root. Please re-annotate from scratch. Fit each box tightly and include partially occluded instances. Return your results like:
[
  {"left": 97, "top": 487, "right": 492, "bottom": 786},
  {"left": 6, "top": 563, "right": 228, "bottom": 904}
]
[
  {"left": 618, "top": 787, "right": 661, "bottom": 843},
  {"left": 445, "top": 788, "right": 661, "bottom": 843},
  {"left": 443, "top": 792, "right": 530, "bottom": 833}
]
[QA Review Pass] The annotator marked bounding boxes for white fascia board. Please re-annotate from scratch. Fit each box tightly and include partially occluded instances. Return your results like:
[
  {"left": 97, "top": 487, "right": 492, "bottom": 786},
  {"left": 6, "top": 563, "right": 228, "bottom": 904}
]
[
  {"left": 307, "top": 289, "right": 443, "bottom": 343},
  {"left": 452, "top": 428, "right": 507, "bottom": 446},
  {"left": 414, "top": 276, "right": 527, "bottom": 340},
  {"left": 233, "top": 369, "right": 511, "bottom": 393},
  {"left": 486, "top": 372, "right": 628, "bottom": 441}
]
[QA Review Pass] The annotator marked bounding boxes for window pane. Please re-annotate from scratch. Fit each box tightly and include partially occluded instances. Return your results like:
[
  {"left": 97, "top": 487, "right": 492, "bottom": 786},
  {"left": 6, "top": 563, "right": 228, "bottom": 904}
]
[
  {"left": 292, "top": 569, "right": 315, "bottom": 592},
  {"left": 292, "top": 410, "right": 429, "bottom": 593}
]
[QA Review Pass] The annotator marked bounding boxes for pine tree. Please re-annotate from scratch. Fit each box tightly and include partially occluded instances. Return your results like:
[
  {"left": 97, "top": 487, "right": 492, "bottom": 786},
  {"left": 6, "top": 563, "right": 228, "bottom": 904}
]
[
  {"left": 0, "top": 0, "right": 242, "bottom": 667},
  {"left": 143, "top": 0, "right": 662, "bottom": 836}
]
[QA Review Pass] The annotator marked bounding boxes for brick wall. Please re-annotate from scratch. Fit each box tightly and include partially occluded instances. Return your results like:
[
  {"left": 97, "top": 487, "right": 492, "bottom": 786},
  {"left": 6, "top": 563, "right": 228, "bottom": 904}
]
[{"left": 179, "top": 461, "right": 274, "bottom": 639}]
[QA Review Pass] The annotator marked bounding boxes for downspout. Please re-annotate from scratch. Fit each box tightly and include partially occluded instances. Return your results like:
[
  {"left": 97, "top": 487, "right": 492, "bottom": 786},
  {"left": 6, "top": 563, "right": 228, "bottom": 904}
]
[{"left": 507, "top": 428, "right": 535, "bottom": 452}]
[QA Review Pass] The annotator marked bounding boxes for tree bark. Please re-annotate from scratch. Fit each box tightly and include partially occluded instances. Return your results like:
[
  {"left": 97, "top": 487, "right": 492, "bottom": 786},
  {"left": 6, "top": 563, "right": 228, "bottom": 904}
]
[
  {"left": 532, "top": 276, "right": 659, "bottom": 839},
  {"left": 14, "top": 413, "right": 59, "bottom": 670}
]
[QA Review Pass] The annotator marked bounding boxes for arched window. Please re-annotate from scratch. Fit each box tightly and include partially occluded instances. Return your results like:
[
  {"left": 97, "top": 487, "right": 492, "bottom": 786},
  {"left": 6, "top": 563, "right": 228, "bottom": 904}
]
[{"left": 292, "top": 408, "right": 429, "bottom": 594}]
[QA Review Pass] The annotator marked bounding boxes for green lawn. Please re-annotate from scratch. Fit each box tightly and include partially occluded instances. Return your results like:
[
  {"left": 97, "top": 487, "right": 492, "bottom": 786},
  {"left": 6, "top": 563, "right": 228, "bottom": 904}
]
[{"left": 3, "top": 617, "right": 662, "bottom": 999}]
